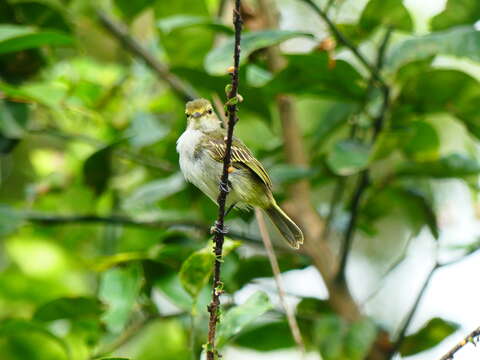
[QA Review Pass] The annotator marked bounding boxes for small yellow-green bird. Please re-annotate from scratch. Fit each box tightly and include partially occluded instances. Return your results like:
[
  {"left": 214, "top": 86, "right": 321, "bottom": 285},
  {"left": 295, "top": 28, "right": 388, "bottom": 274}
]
[{"left": 176, "top": 98, "right": 303, "bottom": 249}]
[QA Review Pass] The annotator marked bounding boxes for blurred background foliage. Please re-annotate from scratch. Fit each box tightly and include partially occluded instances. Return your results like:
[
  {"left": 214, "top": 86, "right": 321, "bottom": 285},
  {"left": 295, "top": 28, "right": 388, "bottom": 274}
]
[{"left": 0, "top": 0, "right": 480, "bottom": 359}]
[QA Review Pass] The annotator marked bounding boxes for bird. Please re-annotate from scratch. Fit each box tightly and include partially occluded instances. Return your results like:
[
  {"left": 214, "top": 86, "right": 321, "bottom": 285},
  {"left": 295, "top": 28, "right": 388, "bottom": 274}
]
[{"left": 176, "top": 98, "right": 303, "bottom": 249}]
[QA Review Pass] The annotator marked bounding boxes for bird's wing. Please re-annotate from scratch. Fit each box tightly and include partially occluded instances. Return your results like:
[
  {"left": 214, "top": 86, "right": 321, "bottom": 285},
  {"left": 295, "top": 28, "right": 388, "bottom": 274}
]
[{"left": 203, "top": 133, "right": 272, "bottom": 190}]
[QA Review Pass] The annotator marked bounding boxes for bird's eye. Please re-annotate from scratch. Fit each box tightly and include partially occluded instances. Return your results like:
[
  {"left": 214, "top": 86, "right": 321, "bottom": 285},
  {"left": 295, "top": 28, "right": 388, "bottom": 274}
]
[
  {"left": 185, "top": 113, "right": 189, "bottom": 118},
  {"left": 207, "top": 109, "right": 213, "bottom": 114}
]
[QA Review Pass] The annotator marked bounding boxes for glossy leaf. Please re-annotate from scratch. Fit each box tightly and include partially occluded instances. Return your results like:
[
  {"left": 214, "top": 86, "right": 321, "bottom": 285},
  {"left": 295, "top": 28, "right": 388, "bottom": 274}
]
[
  {"left": 123, "top": 173, "right": 186, "bottom": 210},
  {"left": 431, "top": 0, "right": 480, "bottom": 30},
  {"left": 359, "top": 0, "right": 413, "bottom": 34},
  {"left": 327, "top": 139, "right": 371, "bottom": 176},
  {"left": 179, "top": 238, "right": 240, "bottom": 298},
  {"left": 179, "top": 247, "right": 214, "bottom": 298},
  {"left": 216, "top": 291, "right": 272, "bottom": 347},
  {"left": 234, "top": 321, "right": 295, "bottom": 351},
  {"left": 266, "top": 52, "right": 365, "bottom": 101},
  {"left": 397, "top": 154, "right": 480, "bottom": 178},
  {"left": 388, "top": 27, "right": 480, "bottom": 70},
  {"left": 205, "top": 30, "right": 313, "bottom": 75},
  {"left": 0, "top": 25, "right": 72, "bottom": 54},
  {"left": 99, "top": 264, "right": 142, "bottom": 333},
  {"left": 397, "top": 69, "right": 480, "bottom": 140},
  {"left": 400, "top": 317, "right": 459, "bottom": 356}
]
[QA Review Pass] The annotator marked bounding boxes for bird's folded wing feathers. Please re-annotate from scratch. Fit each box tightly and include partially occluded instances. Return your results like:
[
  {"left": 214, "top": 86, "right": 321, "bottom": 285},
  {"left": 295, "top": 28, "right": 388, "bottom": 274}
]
[{"left": 204, "top": 136, "right": 272, "bottom": 189}]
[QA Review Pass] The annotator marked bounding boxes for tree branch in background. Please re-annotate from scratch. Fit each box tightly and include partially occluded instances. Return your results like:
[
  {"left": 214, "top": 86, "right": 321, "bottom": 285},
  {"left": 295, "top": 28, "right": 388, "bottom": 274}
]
[
  {"left": 390, "top": 242, "right": 480, "bottom": 358},
  {"left": 336, "top": 28, "right": 393, "bottom": 282},
  {"left": 389, "top": 263, "right": 439, "bottom": 358},
  {"left": 299, "top": 0, "right": 387, "bottom": 88},
  {"left": 21, "top": 212, "right": 265, "bottom": 245},
  {"left": 256, "top": 0, "right": 360, "bottom": 325},
  {"left": 206, "top": 2, "right": 243, "bottom": 359},
  {"left": 255, "top": 208, "right": 305, "bottom": 353},
  {"left": 439, "top": 326, "right": 480, "bottom": 360},
  {"left": 96, "top": 11, "right": 198, "bottom": 102}
]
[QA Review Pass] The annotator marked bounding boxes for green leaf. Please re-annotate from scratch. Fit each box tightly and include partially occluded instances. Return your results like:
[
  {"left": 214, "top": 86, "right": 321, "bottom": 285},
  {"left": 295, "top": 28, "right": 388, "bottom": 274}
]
[
  {"left": 0, "top": 319, "right": 70, "bottom": 358},
  {"left": 0, "top": 25, "right": 72, "bottom": 54},
  {"left": 269, "top": 164, "right": 318, "bottom": 184},
  {"left": 93, "top": 252, "right": 149, "bottom": 272},
  {"left": 327, "top": 139, "right": 371, "bottom": 176},
  {"left": 344, "top": 318, "right": 378, "bottom": 360},
  {"left": 179, "top": 247, "right": 214, "bottom": 298},
  {"left": 123, "top": 173, "right": 186, "bottom": 210},
  {"left": 314, "top": 314, "right": 345, "bottom": 360},
  {"left": 216, "top": 291, "right": 272, "bottom": 347},
  {"left": 155, "top": 0, "right": 213, "bottom": 68},
  {"left": 99, "top": 358, "right": 130, "bottom": 360},
  {"left": 83, "top": 146, "right": 113, "bottom": 195},
  {"left": 359, "top": 0, "right": 413, "bottom": 34},
  {"left": 339, "top": 0, "right": 413, "bottom": 42},
  {"left": 297, "top": 297, "right": 334, "bottom": 317},
  {"left": 114, "top": 0, "right": 152, "bottom": 20},
  {"left": 0, "top": 99, "right": 29, "bottom": 137},
  {"left": 266, "top": 52, "right": 365, "bottom": 101},
  {"left": 388, "top": 27, "right": 480, "bottom": 71},
  {"left": 402, "top": 121, "right": 440, "bottom": 161},
  {"left": 178, "top": 239, "right": 240, "bottom": 298},
  {"left": 396, "top": 69, "right": 480, "bottom": 140},
  {"left": 155, "top": 273, "right": 193, "bottom": 311},
  {"left": 397, "top": 154, "right": 480, "bottom": 178},
  {"left": 99, "top": 264, "right": 142, "bottom": 334},
  {"left": 431, "top": 0, "right": 480, "bottom": 30},
  {"left": 312, "top": 102, "right": 359, "bottom": 148},
  {"left": 400, "top": 317, "right": 459, "bottom": 356},
  {"left": 246, "top": 64, "right": 273, "bottom": 88},
  {"left": 157, "top": 15, "right": 233, "bottom": 35},
  {"left": 34, "top": 297, "right": 104, "bottom": 322},
  {"left": 204, "top": 30, "right": 313, "bottom": 75},
  {"left": 234, "top": 321, "right": 295, "bottom": 351},
  {"left": 0, "top": 205, "right": 23, "bottom": 236},
  {"left": 127, "top": 112, "right": 168, "bottom": 148}
]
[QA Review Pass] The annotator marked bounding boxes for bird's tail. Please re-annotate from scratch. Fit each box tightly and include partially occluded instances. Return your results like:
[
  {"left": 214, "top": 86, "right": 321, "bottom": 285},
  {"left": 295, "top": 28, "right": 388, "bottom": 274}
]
[{"left": 265, "top": 203, "right": 304, "bottom": 249}]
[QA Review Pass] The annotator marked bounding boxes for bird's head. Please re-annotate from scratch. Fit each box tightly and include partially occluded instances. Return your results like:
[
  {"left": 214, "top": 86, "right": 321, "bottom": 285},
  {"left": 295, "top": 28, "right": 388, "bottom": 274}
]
[{"left": 185, "top": 98, "right": 221, "bottom": 131}]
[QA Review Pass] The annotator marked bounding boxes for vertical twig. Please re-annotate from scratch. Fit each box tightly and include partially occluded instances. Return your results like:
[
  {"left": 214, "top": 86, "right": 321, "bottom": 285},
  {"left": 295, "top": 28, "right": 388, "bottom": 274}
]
[
  {"left": 335, "top": 28, "right": 393, "bottom": 282},
  {"left": 389, "top": 264, "right": 439, "bottom": 358},
  {"left": 439, "top": 326, "right": 480, "bottom": 360},
  {"left": 206, "top": 1, "right": 243, "bottom": 359},
  {"left": 255, "top": 209, "right": 305, "bottom": 354}
]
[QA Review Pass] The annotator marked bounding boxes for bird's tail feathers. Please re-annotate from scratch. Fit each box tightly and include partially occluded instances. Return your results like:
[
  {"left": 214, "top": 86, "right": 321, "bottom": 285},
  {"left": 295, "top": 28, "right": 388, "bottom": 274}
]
[{"left": 265, "top": 203, "right": 304, "bottom": 249}]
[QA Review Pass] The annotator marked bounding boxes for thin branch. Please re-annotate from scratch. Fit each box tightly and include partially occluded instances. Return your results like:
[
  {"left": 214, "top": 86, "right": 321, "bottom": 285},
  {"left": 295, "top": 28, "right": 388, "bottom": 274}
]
[
  {"left": 335, "top": 28, "right": 393, "bottom": 282},
  {"left": 255, "top": 208, "right": 305, "bottom": 353},
  {"left": 439, "top": 326, "right": 480, "bottom": 360},
  {"left": 96, "top": 11, "right": 198, "bottom": 102},
  {"left": 299, "top": 0, "right": 387, "bottom": 88},
  {"left": 21, "top": 212, "right": 263, "bottom": 244},
  {"left": 389, "top": 241, "right": 480, "bottom": 358},
  {"left": 206, "top": 2, "right": 242, "bottom": 359},
  {"left": 361, "top": 235, "right": 414, "bottom": 306},
  {"left": 389, "top": 263, "right": 439, "bottom": 357}
]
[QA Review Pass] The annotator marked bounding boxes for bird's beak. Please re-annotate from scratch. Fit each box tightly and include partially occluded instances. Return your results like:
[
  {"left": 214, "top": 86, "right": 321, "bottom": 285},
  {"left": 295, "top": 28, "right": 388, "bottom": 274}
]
[{"left": 192, "top": 111, "right": 202, "bottom": 118}]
